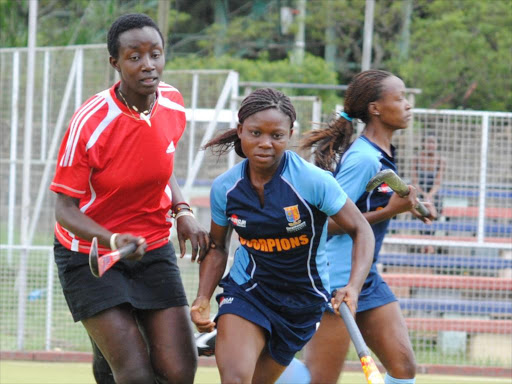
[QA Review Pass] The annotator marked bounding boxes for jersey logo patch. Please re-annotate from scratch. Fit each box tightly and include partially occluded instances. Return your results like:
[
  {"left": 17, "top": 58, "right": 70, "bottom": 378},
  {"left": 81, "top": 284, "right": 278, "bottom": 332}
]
[
  {"left": 284, "top": 205, "right": 305, "bottom": 232},
  {"left": 284, "top": 205, "right": 300, "bottom": 222},
  {"left": 219, "top": 296, "right": 234, "bottom": 308},
  {"left": 166, "top": 141, "right": 175, "bottom": 153},
  {"left": 377, "top": 182, "right": 392, "bottom": 194},
  {"left": 229, "top": 214, "right": 246, "bottom": 228}
]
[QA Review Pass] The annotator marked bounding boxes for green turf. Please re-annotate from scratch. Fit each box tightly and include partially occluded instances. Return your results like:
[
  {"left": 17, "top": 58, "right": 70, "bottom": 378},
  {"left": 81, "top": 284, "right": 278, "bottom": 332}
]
[{"left": 0, "top": 361, "right": 510, "bottom": 384}]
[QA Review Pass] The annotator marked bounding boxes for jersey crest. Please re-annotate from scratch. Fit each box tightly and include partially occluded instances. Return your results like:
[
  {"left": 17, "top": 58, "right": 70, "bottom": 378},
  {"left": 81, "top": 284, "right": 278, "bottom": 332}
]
[{"left": 284, "top": 204, "right": 300, "bottom": 223}]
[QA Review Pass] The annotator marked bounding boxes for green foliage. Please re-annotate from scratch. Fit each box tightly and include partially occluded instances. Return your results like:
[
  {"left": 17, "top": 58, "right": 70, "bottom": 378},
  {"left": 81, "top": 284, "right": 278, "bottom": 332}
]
[
  {"left": 166, "top": 53, "right": 341, "bottom": 112},
  {"left": 389, "top": 0, "right": 512, "bottom": 110},
  {"left": 0, "top": 0, "right": 29, "bottom": 47},
  {"left": 2, "top": 0, "right": 510, "bottom": 111},
  {"left": 0, "top": 0, "right": 187, "bottom": 48}
]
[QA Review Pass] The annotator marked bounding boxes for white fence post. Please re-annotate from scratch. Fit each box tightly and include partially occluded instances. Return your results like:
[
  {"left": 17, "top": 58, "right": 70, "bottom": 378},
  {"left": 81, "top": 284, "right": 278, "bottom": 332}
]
[
  {"left": 183, "top": 71, "right": 238, "bottom": 195},
  {"left": 41, "top": 50, "right": 50, "bottom": 161},
  {"left": 188, "top": 73, "right": 199, "bottom": 175},
  {"left": 477, "top": 113, "right": 489, "bottom": 244},
  {"left": 18, "top": 0, "right": 39, "bottom": 350},
  {"left": 27, "top": 52, "right": 78, "bottom": 246},
  {"left": 7, "top": 52, "right": 20, "bottom": 266},
  {"left": 228, "top": 71, "right": 239, "bottom": 169},
  {"left": 45, "top": 249, "right": 55, "bottom": 351}
]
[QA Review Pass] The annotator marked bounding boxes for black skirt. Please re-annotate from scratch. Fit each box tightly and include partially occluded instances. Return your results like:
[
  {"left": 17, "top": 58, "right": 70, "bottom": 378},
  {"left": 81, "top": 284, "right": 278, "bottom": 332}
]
[{"left": 54, "top": 237, "right": 188, "bottom": 322}]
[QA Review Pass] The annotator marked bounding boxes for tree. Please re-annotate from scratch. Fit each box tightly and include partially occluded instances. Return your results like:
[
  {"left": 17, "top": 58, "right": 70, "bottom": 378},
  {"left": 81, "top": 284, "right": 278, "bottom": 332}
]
[
  {"left": 390, "top": 0, "right": 512, "bottom": 111},
  {"left": 2, "top": 0, "right": 510, "bottom": 111}
]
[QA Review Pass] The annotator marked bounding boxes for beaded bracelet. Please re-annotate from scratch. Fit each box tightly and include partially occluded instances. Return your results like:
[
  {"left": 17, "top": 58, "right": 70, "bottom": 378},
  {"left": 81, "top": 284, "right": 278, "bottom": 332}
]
[{"left": 172, "top": 201, "right": 193, "bottom": 217}]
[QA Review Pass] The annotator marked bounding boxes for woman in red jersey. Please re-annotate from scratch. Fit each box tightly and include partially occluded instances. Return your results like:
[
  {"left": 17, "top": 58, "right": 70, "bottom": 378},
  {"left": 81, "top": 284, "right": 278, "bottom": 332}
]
[{"left": 50, "top": 14, "right": 209, "bottom": 384}]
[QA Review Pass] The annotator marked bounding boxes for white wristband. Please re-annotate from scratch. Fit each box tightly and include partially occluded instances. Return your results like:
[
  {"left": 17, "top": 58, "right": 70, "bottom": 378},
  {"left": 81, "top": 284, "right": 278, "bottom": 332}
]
[
  {"left": 175, "top": 210, "right": 195, "bottom": 220},
  {"left": 110, "top": 233, "right": 119, "bottom": 250}
]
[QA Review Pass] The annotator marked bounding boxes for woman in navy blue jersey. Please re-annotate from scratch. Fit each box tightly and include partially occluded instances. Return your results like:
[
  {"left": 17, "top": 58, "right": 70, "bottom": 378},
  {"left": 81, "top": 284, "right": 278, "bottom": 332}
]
[
  {"left": 279, "top": 70, "right": 436, "bottom": 384},
  {"left": 190, "top": 88, "right": 375, "bottom": 383}
]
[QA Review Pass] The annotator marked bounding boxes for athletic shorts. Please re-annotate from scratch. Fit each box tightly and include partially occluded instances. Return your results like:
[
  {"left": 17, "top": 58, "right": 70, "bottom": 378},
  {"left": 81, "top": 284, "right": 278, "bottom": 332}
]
[
  {"left": 214, "top": 276, "right": 325, "bottom": 366},
  {"left": 329, "top": 267, "right": 397, "bottom": 314},
  {"left": 54, "top": 237, "right": 188, "bottom": 322}
]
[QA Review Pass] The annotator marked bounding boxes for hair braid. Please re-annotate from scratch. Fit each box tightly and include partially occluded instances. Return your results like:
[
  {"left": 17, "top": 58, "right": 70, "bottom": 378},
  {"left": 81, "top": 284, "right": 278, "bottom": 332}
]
[
  {"left": 300, "top": 117, "right": 354, "bottom": 172},
  {"left": 300, "top": 70, "right": 395, "bottom": 171},
  {"left": 204, "top": 88, "right": 296, "bottom": 158}
]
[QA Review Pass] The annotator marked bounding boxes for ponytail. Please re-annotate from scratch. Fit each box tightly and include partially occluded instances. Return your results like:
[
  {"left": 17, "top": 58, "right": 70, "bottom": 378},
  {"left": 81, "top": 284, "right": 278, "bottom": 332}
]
[
  {"left": 299, "top": 115, "right": 354, "bottom": 172},
  {"left": 203, "top": 128, "right": 245, "bottom": 158},
  {"left": 203, "top": 88, "right": 296, "bottom": 159}
]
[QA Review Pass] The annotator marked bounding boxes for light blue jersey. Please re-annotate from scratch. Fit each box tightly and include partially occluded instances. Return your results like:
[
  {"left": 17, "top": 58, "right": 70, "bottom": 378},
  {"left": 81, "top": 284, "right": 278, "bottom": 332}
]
[{"left": 327, "top": 136, "right": 397, "bottom": 293}]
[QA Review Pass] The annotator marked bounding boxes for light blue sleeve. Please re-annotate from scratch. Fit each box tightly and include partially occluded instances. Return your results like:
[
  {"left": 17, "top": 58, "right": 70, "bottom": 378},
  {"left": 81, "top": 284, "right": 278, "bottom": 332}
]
[
  {"left": 284, "top": 152, "right": 347, "bottom": 216},
  {"left": 210, "top": 176, "right": 229, "bottom": 227},
  {"left": 315, "top": 168, "right": 347, "bottom": 216},
  {"left": 336, "top": 150, "right": 381, "bottom": 202}
]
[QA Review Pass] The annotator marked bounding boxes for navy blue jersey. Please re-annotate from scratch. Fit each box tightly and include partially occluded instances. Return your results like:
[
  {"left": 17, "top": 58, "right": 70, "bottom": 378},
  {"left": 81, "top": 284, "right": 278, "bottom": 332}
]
[
  {"left": 210, "top": 151, "right": 347, "bottom": 311},
  {"left": 327, "top": 136, "right": 396, "bottom": 289}
]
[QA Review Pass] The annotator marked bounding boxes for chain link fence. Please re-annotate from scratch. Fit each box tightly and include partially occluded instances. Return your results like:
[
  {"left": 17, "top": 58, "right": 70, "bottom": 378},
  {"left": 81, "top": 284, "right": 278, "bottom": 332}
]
[{"left": 0, "top": 45, "right": 511, "bottom": 370}]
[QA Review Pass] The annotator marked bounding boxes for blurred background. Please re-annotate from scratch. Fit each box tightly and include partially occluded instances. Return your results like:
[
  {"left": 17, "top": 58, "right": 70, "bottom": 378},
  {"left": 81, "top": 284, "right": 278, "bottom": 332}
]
[{"left": 0, "top": 0, "right": 511, "bottom": 379}]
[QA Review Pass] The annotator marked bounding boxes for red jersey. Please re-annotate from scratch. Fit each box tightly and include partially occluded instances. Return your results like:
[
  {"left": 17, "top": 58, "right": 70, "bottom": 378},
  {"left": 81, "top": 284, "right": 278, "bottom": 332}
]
[{"left": 51, "top": 81, "right": 186, "bottom": 254}]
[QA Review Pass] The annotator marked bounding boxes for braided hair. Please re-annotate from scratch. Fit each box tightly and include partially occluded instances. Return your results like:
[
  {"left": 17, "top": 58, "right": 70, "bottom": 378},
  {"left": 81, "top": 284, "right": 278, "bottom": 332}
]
[
  {"left": 300, "top": 69, "right": 394, "bottom": 172},
  {"left": 107, "top": 14, "right": 164, "bottom": 59},
  {"left": 204, "top": 88, "right": 296, "bottom": 158}
]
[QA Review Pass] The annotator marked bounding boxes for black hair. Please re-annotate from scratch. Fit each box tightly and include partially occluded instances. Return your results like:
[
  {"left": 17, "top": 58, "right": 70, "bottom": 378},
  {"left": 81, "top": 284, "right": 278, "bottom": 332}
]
[
  {"left": 300, "top": 69, "right": 395, "bottom": 171},
  {"left": 107, "top": 13, "right": 164, "bottom": 59},
  {"left": 204, "top": 88, "right": 296, "bottom": 158}
]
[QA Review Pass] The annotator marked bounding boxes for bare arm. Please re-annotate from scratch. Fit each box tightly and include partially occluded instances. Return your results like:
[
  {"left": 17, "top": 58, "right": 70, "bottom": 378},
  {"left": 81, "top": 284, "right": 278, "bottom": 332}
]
[
  {"left": 328, "top": 185, "right": 421, "bottom": 235},
  {"left": 54, "top": 193, "right": 146, "bottom": 258},
  {"left": 329, "top": 199, "right": 375, "bottom": 315},
  {"left": 169, "top": 174, "right": 211, "bottom": 261},
  {"left": 190, "top": 221, "right": 232, "bottom": 332}
]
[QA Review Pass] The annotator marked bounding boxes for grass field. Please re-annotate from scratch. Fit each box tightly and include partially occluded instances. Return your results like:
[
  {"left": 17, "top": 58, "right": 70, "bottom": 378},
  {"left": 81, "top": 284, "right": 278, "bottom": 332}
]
[{"left": 0, "top": 361, "right": 509, "bottom": 384}]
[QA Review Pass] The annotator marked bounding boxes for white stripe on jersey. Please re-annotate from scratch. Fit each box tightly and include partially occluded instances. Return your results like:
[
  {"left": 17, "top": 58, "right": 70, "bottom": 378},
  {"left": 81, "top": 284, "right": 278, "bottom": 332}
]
[
  {"left": 68, "top": 98, "right": 107, "bottom": 166},
  {"left": 245, "top": 254, "right": 258, "bottom": 292},
  {"left": 61, "top": 95, "right": 103, "bottom": 167},
  {"left": 164, "top": 184, "right": 172, "bottom": 204},
  {"left": 281, "top": 175, "right": 328, "bottom": 302},
  {"left": 86, "top": 91, "right": 122, "bottom": 150},
  {"left": 158, "top": 95, "right": 185, "bottom": 112},
  {"left": 49, "top": 182, "right": 85, "bottom": 194},
  {"left": 158, "top": 83, "right": 179, "bottom": 92},
  {"left": 80, "top": 169, "right": 96, "bottom": 214}
]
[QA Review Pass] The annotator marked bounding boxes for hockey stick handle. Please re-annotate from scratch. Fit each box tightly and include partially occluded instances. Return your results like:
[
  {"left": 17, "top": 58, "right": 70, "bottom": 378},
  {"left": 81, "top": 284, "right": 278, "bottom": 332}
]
[
  {"left": 95, "top": 242, "right": 137, "bottom": 277},
  {"left": 339, "top": 302, "right": 370, "bottom": 358},
  {"left": 412, "top": 200, "right": 430, "bottom": 217},
  {"left": 339, "top": 302, "right": 384, "bottom": 384}
]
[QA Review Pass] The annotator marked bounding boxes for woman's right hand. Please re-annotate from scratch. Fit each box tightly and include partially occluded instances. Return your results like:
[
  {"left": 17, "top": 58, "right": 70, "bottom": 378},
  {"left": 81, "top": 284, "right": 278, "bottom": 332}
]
[
  {"left": 190, "top": 296, "right": 215, "bottom": 333},
  {"left": 114, "top": 234, "right": 147, "bottom": 261},
  {"left": 386, "top": 185, "right": 418, "bottom": 216}
]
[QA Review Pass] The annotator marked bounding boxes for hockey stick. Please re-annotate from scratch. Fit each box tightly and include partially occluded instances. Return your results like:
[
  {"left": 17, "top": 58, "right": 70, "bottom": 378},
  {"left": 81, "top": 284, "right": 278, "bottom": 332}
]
[
  {"left": 339, "top": 302, "right": 384, "bottom": 384},
  {"left": 366, "top": 169, "right": 430, "bottom": 217},
  {"left": 89, "top": 237, "right": 137, "bottom": 278}
]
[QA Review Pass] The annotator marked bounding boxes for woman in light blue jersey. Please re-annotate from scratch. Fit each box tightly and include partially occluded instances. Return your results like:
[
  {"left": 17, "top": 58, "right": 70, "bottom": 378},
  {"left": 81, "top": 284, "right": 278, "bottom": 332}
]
[
  {"left": 279, "top": 70, "right": 436, "bottom": 384},
  {"left": 190, "top": 88, "right": 375, "bottom": 384}
]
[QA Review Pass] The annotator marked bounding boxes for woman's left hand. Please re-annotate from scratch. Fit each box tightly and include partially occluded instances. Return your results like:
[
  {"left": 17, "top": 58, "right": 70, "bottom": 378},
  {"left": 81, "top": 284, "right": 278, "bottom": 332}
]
[
  {"left": 412, "top": 200, "right": 438, "bottom": 223},
  {"left": 176, "top": 215, "right": 211, "bottom": 262}
]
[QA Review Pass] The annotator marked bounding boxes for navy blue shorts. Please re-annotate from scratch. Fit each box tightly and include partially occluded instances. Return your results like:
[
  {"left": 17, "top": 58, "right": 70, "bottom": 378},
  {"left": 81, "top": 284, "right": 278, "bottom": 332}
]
[
  {"left": 329, "top": 268, "right": 396, "bottom": 314},
  {"left": 54, "top": 238, "right": 188, "bottom": 322},
  {"left": 215, "top": 277, "right": 325, "bottom": 366}
]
